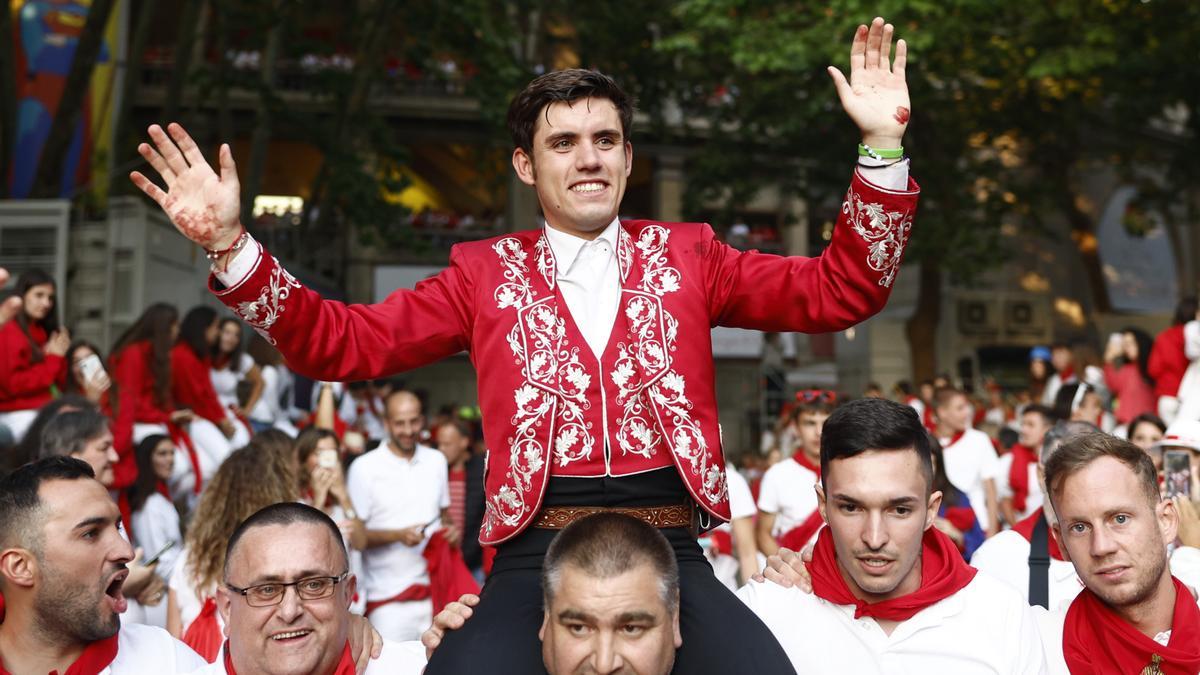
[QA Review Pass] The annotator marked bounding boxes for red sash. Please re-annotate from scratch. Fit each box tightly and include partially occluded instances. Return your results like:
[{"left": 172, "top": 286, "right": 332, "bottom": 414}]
[
  {"left": 222, "top": 639, "right": 356, "bottom": 675},
  {"left": 1012, "top": 511, "right": 1063, "bottom": 561},
  {"left": 808, "top": 526, "right": 977, "bottom": 621},
  {"left": 183, "top": 596, "right": 223, "bottom": 663},
  {"left": 775, "top": 453, "right": 824, "bottom": 550},
  {"left": 166, "top": 421, "right": 203, "bottom": 496},
  {"left": 364, "top": 530, "right": 479, "bottom": 617},
  {"left": 0, "top": 633, "right": 119, "bottom": 675},
  {"left": 1063, "top": 577, "right": 1200, "bottom": 675},
  {"left": 1007, "top": 444, "right": 1037, "bottom": 513}
]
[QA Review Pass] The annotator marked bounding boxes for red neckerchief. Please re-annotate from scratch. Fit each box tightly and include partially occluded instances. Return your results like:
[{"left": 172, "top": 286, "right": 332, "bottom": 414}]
[
  {"left": 0, "top": 633, "right": 119, "bottom": 675},
  {"left": 1064, "top": 576, "right": 1200, "bottom": 675},
  {"left": 1011, "top": 510, "right": 1063, "bottom": 561},
  {"left": 808, "top": 526, "right": 977, "bottom": 621},
  {"left": 1007, "top": 443, "right": 1037, "bottom": 513},
  {"left": 223, "top": 640, "right": 356, "bottom": 675},
  {"left": 155, "top": 480, "right": 171, "bottom": 500},
  {"left": 792, "top": 451, "right": 820, "bottom": 476},
  {"left": 939, "top": 430, "right": 967, "bottom": 448},
  {"left": 1059, "top": 366, "right": 1076, "bottom": 383}
]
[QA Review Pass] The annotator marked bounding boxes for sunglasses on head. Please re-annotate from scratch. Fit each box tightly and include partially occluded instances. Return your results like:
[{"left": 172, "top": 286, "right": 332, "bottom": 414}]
[{"left": 796, "top": 389, "right": 837, "bottom": 404}]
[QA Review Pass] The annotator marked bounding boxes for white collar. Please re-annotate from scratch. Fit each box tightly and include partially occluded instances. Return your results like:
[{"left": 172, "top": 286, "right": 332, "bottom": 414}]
[{"left": 542, "top": 218, "right": 621, "bottom": 277}]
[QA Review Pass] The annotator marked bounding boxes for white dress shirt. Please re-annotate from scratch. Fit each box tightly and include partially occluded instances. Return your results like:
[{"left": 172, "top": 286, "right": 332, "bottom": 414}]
[{"left": 738, "top": 572, "right": 1048, "bottom": 674}]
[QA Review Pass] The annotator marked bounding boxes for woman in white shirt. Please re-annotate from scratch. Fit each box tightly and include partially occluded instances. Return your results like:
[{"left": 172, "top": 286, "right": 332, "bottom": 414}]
[
  {"left": 245, "top": 333, "right": 298, "bottom": 435},
  {"left": 128, "top": 434, "right": 183, "bottom": 628},
  {"left": 209, "top": 318, "right": 259, "bottom": 442}
]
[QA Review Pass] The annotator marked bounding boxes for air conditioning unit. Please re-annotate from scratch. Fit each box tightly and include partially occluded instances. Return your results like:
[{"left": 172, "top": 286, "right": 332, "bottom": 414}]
[
  {"left": 1004, "top": 298, "right": 1050, "bottom": 338},
  {"left": 958, "top": 298, "right": 999, "bottom": 336}
]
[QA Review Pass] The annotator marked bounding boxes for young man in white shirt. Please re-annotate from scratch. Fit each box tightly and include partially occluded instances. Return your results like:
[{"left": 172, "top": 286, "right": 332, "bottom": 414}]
[
  {"left": 996, "top": 404, "right": 1055, "bottom": 525},
  {"left": 0, "top": 457, "right": 206, "bottom": 674},
  {"left": 756, "top": 392, "right": 834, "bottom": 557},
  {"left": 1040, "top": 431, "right": 1200, "bottom": 673},
  {"left": 346, "top": 390, "right": 457, "bottom": 641},
  {"left": 738, "top": 398, "right": 1047, "bottom": 674},
  {"left": 188, "top": 502, "right": 425, "bottom": 674},
  {"left": 933, "top": 387, "right": 1001, "bottom": 535}
]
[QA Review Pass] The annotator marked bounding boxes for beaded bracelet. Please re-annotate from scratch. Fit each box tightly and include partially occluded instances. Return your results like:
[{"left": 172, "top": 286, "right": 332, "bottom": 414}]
[
  {"left": 858, "top": 143, "right": 905, "bottom": 160},
  {"left": 205, "top": 229, "right": 248, "bottom": 271}
]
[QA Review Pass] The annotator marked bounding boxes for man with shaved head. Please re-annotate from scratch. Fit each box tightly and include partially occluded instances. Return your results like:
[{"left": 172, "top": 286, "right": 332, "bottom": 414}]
[
  {"left": 186, "top": 502, "right": 424, "bottom": 674},
  {"left": 0, "top": 457, "right": 204, "bottom": 673},
  {"left": 346, "top": 390, "right": 456, "bottom": 641}
]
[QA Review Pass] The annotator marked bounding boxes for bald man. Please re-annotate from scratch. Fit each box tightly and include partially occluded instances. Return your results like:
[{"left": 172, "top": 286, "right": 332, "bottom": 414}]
[{"left": 346, "top": 390, "right": 454, "bottom": 641}]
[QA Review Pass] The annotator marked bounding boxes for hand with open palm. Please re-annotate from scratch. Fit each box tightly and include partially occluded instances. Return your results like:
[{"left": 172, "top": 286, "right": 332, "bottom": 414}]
[
  {"left": 129, "top": 123, "right": 243, "bottom": 251},
  {"left": 828, "top": 17, "right": 910, "bottom": 149}
]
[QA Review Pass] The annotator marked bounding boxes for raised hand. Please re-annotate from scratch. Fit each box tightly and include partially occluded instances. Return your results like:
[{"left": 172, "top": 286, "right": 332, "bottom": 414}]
[
  {"left": 827, "top": 17, "right": 910, "bottom": 149},
  {"left": 130, "top": 124, "right": 242, "bottom": 250}
]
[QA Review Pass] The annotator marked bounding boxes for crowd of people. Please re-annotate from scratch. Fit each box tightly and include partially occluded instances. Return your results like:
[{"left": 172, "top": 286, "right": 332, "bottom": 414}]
[{"left": 3, "top": 14, "right": 1200, "bottom": 675}]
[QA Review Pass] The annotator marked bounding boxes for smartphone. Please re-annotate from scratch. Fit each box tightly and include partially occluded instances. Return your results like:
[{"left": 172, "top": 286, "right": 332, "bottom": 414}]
[
  {"left": 1164, "top": 450, "right": 1194, "bottom": 499},
  {"left": 318, "top": 448, "right": 340, "bottom": 469},
  {"left": 144, "top": 540, "right": 176, "bottom": 567},
  {"left": 77, "top": 354, "right": 109, "bottom": 389}
]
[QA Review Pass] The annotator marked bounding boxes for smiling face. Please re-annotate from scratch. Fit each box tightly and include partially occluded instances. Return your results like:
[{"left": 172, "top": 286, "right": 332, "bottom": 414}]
[
  {"left": 818, "top": 449, "right": 940, "bottom": 603},
  {"left": 34, "top": 478, "right": 134, "bottom": 642},
  {"left": 512, "top": 96, "right": 632, "bottom": 239},
  {"left": 151, "top": 438, "right": 176, "bottom": 482},
  {"left": 1053, "top": 456, "right": 1175, "bottom": 610},
  {"left": 540, "top": 562, "right": 680, "bottom": 675},
  {"left": 218, "top": 522, "right": 354, "bottom": 675}
]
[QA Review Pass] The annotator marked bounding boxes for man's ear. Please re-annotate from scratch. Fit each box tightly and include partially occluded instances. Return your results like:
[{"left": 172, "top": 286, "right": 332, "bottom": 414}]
[
  {"left": 672, "top": 603, "right": 682, "bottom": 649},
  {"left": 925, "top": 490, "right": 943, "bottom": 530},
  {"left": 538, "top": 610, "right": 550, "bottom": 642},
  {"left": 513, "top": 148, "right": 536, "bottom": 187},
  {"left": 1158, "top": 497, "right": 1179, "bottom": 548},
  {"left": 624, "top": 142, "right": 633, "bottom": 178},
  {"left": 345, "top": 574, "right": 358, "bottom": 611},
  {"left": 217, "top": 586, "right": 233, "bottom": 631},
  {"left": 815, "top": 483, "right": 827, "bottom": 522},
  {"left": 0, "top": 548, "right": 37, "bottom": 589}
]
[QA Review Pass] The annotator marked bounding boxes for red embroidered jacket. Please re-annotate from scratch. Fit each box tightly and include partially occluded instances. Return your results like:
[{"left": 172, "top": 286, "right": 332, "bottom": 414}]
[{"left": 211, "top": 169, "right": 919, "bottom": 544}]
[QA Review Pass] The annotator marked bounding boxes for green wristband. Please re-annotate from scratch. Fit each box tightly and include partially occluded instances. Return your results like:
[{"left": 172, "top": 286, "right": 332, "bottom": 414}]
[{"left": 858, "top": 144, "right": 904, "bottom": 160}]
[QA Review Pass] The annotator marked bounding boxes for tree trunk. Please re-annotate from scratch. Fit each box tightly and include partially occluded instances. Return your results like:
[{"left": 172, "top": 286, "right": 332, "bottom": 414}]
[
  {"left": 239, "top": 18, "right": 283, "bottom": 229},
  {"left": 0, "top": 0, "right": 18, "bottom": 195},
  {"left": 905, "top": 262, "right": 942, "bottom": 383},
  {"left": 161, "top": 0, "right": 204, "bottom": 122},
  {"left": 108, "top": 0, "right": 159, "bottom": 196},
  {"left": 30, "top": 0, "right": 117, "bottom": 198}
]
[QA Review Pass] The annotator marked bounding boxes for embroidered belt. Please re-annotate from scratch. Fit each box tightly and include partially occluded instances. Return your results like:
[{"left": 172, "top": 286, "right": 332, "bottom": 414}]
[{"left": 533, "top": 504, "right": 693, "bottom": 530}]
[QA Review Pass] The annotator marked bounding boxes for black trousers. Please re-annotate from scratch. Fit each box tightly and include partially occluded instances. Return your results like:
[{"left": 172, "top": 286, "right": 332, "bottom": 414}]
[{"left": 424, "top": 470, "right": 796, "bottom": 675}]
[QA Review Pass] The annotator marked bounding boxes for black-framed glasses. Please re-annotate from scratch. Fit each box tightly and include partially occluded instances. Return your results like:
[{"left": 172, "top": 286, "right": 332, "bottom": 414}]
[{"left": 225, "top": 571, "right": 349, "bottom": 607}]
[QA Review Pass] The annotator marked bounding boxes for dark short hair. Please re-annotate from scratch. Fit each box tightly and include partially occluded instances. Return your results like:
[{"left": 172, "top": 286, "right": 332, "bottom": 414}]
[
  {"left": 1044, "top": 432, "right": 1159, "bottom": 507},
  {"left": 542, "top": 513, "right": 678, "bottom": 614},
  {"left": 932, "top": 386, "right": 965, "bottom": 411},
  {"left": 507, "top": 69, "right": 636, "bottom": 155},
  {"left": 1022, "top": 404, "right": 1058, "bottom": 427},
  {"left": 820, "top": 398, "right": 934, "bottom": 490},
  {"left": 224, "top": 502, "right": 348, "bottom": 580},
  {"left": 38, "top": 408, "right": 110, "bottom": 459},
  {"left": 1175, "top": 297, "right": 1198, "bottom": 326},
  {"left": 438, "top": 418, "right": 474, "bottom": 441},
  {"left": 1127, "top": 413, "right": 1167, "bottom": 438},
  {"left": 0, "top": 457, "right": 95, "bottom": 551}
]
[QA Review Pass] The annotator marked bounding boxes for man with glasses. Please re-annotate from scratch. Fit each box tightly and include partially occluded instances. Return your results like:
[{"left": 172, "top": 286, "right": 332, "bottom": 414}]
[{"left": 188, "top": 502, "right": 425, "bottom": 674}]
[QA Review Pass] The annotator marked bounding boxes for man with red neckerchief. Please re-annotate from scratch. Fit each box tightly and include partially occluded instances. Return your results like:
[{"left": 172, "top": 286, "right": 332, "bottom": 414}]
[
  {"left": 756, "top": 392, "right": 835, "bottom": 557},
  {"left": 1040, "top": 432, "right": 1200, "bottom": 675},
  {"left": 933, "top": 386, "right": 1002, "bottom": 536},
  {"left": 738, "top": 398, "right": 1047, "bottom": 673},
  {"left": 0, "top": 457, "right": 206, "bottom": 675},
  {"left": 186, "top": 502, "right": 424, "bottom": 675},
  {"left": 997, "top": 404, "right": 1056, "bottom": 525}
]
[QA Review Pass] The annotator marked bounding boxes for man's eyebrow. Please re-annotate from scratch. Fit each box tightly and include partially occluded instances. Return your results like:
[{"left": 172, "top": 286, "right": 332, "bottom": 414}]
[
  {"left": 887, "top": 497, "right": 920, "bottom": 506},
  {"left": 72, "top": 515, "right": 113, "bottom": 531},
  {"left": 557, "top": 609, "right": 596, "bottom": 623},
  {"left": 615, "top": 610, "right": 658, "bottom": 624},
  {"left": 245, "top": 569, "right": 333, "bottom": 584},
  {"left": 544, "top": 131, "right": 578, "bottom": 145}
]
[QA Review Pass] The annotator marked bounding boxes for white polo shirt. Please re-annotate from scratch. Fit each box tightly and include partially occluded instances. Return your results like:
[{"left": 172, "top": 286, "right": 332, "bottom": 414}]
[
  {"left": 346, "top": 443, "right": 449, "bottom": 601},
  {"left": 107, "top": 622, "right": 206, "bottom": 673},
  {"left": 737, "top": 572, "right": 1047, "bottom": 674},
  {"left": 995, "top": 453, "right": 1044, "bottom": 521},
  {"left": 190, "top": 639, "right": 427, "bottom": 674},
  {"left": 940, "top": 429, "right": 1000, "bottom": 528},
  {"left": 969, "top": 529, "right": 1083, "bottom": 612},
  {"left": 756, "top": 458, "right": 819, "bottom": 536}
]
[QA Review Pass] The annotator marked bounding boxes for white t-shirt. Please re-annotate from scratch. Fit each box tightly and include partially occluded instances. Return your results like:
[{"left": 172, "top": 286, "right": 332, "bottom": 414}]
[
  {"left": 939, "top": 429, "right": 1000, "bottom": 528},
  {"left": 211, "top": 353, "right": 254, "bottom": 409},
  {"left": 346, "top": 443, "right": 449, "bottom": 600},
  {"left": 168, "top": 548, "right": 222, "bottom": 634},
  {"left": 338, "top": 392, "right": 386, "bottom": 441},
  {"left": 969, "top": 528, "right": 1083, "bottom": 612},
  {"left": 106, "top": 622, "right": 206, "bottom": 673},
  {"left": 132, "top": 492, "right": 184, "bottom": 582},
  {"left": 189, "top": 639, "right": 427, "bottom": 674},
  {"left": 995, "top": 453, "right": 1045, "bottom": 522},
  {"left": 756, "top": 457, "right": 819, "bottom": 536},
  {"left": 737, "top": 572, "right": 1048, "bottom": 674}
]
